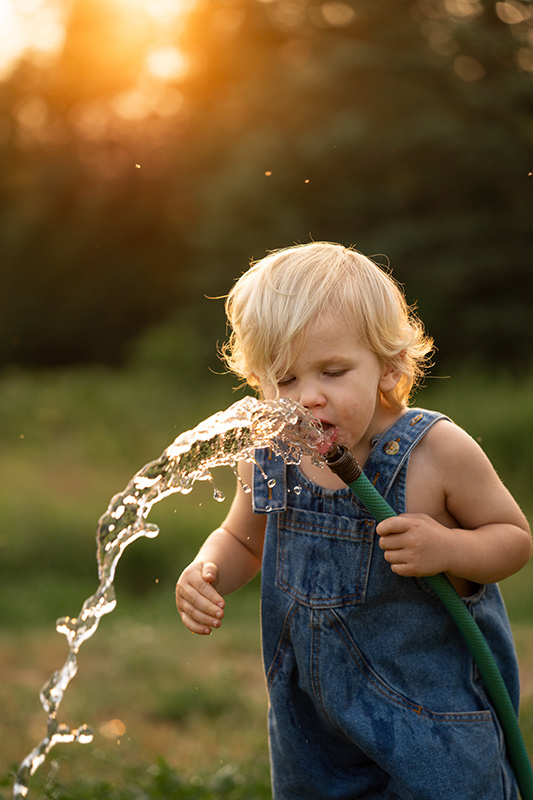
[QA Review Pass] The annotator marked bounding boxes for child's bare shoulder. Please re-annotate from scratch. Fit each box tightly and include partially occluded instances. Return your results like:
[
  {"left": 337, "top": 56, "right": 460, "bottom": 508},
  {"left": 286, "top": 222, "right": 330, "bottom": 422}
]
[
  {"left": 408, "top": 415, "right": 528, "bottom": 532},
  {"left": 410, "top": 417, "right": 493, "bottom": 486},
  {"left": 417, "top": 416, "right": 483, "bottom": 462},
  {"left": 406, "top": 417, "right": 495, "bottom": 519}
]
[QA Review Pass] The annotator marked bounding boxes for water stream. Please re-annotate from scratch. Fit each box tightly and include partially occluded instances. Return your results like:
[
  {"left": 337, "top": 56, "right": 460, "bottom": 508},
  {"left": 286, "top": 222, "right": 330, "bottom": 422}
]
[{"left": 12, "top": 396, "right": 327, "bottom": 799}]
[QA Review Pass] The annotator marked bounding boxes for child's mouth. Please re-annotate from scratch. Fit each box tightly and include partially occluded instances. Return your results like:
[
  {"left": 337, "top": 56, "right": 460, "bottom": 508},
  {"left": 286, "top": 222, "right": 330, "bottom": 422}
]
[{"left": 315, "top": 421, "right": 339, "bottom": 455}]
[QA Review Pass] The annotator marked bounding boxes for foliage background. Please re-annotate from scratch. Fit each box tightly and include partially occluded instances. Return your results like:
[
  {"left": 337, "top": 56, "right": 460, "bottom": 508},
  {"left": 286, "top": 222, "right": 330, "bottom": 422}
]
[
  {"left": 0, "top": 0, "right": 532, "bottom": 796},
  {"left": 1, "top": 0, "right": 532, "bottom": 373}
]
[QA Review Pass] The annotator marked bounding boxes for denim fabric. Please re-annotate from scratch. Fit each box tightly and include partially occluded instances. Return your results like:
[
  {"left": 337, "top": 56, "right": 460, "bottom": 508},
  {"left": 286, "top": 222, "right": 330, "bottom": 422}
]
[{"left": 253, "top": 408, "right": 520, "bottom": 799}]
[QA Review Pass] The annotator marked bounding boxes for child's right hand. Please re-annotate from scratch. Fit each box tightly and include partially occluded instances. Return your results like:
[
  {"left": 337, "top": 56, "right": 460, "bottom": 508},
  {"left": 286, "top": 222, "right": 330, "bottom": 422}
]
[{"left": 175, "top": 561, "right": 226, "bottom": 635}]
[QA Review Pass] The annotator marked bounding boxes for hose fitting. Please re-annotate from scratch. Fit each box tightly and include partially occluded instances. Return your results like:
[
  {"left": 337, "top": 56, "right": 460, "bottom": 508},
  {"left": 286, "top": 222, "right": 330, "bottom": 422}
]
[{"left": 324, "top": 445, "right": 362, "bottom": 484}]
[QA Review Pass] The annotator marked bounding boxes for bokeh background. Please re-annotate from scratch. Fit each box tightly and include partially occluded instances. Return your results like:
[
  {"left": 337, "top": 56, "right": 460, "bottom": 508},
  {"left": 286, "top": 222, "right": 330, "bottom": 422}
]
[
  {"left": 1, "top": 0, "right": 532, "bottom": 797},
  {"left": 1, "top": 0, "right": 533, "bottom": 374}
]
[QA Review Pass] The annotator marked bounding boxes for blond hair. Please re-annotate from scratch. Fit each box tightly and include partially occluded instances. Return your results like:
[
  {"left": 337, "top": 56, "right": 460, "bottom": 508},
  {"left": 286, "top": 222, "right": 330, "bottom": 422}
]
[{"left": 222, "top": 242, "right": 433, "bottom": 409}]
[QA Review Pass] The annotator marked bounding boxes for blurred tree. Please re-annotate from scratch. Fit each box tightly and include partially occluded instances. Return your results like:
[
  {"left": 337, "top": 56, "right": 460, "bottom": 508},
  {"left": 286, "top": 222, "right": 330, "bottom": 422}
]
[
  {"left": 0, "top": 0, "right": 531, "bottom": 371},
  {"left": 0, "top": 0, "right": 194, "bottom": 366},
  {"left": 176, "top": 0, "right": 533, "bottom": 369}
]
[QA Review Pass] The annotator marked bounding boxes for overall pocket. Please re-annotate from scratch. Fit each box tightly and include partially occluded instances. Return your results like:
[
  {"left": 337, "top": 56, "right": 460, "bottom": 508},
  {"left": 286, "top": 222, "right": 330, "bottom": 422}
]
[{"left": 275, "top": 507, "right": 375, "bottom": 608}]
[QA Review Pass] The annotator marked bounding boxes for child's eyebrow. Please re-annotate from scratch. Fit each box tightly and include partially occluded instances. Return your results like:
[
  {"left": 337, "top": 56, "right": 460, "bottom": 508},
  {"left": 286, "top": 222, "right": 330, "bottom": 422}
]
[{"left": 313, "top": 357, "right": 353, "bottom": 370}]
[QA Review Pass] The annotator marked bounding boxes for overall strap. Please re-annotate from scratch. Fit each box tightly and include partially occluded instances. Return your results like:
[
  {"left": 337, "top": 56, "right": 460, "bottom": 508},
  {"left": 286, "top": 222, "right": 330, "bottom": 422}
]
[{"left": 364, "top": 408, "right": 451, "bottom": 505}]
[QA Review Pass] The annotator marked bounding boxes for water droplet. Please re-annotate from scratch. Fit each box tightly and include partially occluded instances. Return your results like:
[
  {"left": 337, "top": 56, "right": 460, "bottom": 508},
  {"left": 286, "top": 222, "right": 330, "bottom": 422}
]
[
  {"left": 213, "top": 489, "right": 225, "bottom": 502},
  {"left": 293, "top": 485, "right": 302, "bottom": 495},
  {"left": 76, "top": 725, "right": 94, "bottom": 744},
  {"left": 265, "top": 505, "right": 273, "bottom": 512},
  {"left": 267, "top": 478, "right": 276, "bottom": 488}
]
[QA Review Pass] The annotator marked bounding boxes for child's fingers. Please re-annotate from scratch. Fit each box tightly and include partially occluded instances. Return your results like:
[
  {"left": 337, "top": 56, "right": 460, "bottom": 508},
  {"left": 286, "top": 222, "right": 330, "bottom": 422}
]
[
  {"left": 176, "top": 588, "right": 224, "bottom": 633},
  {"left": 376, "top": 517, "right": 408, "bottom": 537},
  {"left": 377, "top": 513, "right": 432, "bottom": 537},
  {"left": 178, "top": 563, "right": 225, "bottom": 606},
  {"left": 176, "top": 580, "right": 224, "bottom": 618},
  {"left": 175, "top": 561, "right": 227, "bottom": 636},
  {"left": 186, "top": 606, "right": 224, "bottom": 634},
  {"left": 378, "top": 535, "right": 401, "bottom": 552},
  {"left": 180, "top": 609, "right": 217, "bottom": 636},
  {"left": 175, "top": 565, "right": 225, "bottom": 634}
]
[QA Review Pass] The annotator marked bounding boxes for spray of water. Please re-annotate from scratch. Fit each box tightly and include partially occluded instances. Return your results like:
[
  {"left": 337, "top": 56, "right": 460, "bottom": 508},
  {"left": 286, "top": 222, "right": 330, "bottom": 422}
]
[{"left": 13, "top": 397, "right": 327, "bottom": 799}]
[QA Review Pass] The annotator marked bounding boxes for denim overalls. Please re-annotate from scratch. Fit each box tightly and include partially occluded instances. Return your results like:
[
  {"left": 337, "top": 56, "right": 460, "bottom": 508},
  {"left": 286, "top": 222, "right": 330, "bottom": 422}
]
[{"left": 253, "top": 408, "right": 520, "bottom": 799}]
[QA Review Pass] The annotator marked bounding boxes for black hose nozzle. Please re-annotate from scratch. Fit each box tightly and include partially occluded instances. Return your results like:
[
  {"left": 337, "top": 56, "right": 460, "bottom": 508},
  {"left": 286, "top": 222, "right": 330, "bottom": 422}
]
[{"left": 324, "top": 445, "right": 362, "bottom": 485}]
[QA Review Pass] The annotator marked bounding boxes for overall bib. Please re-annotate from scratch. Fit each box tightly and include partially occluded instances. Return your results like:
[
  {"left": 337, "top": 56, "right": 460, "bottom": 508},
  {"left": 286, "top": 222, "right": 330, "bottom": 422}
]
[{"left": 252, "top": 408, "right": 520, "bottom": 800}]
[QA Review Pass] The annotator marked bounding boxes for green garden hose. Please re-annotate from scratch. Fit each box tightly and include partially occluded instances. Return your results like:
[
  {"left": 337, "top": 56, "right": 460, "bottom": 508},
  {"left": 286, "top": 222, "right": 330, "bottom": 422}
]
[{"left": 325, "top": 444, "right": 533, "bottom": 800}]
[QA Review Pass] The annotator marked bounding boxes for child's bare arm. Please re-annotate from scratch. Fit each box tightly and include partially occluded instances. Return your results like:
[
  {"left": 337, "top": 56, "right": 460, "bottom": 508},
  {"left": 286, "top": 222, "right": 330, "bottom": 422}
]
[
  {"left": 176, "top": 460, "right": 266, "bottom": 635},
  {"left": 377, "top": 422, "right": 531, "bottom": 585}
]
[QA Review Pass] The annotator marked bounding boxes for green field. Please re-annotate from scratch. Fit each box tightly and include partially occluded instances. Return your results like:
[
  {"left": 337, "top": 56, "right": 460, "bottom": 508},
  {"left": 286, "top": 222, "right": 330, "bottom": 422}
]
[{"left": 1, "top": 365, "right": 532, "bottom": 799}]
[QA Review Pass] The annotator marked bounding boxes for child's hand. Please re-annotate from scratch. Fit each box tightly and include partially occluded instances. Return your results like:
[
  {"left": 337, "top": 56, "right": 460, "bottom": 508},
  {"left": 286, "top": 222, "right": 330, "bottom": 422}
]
[
  {"left": 176, "top": 561, "right": 226, "bottom": 635},
  {"left": 377, "top": 513, "right": 452, "bottom": 578}
]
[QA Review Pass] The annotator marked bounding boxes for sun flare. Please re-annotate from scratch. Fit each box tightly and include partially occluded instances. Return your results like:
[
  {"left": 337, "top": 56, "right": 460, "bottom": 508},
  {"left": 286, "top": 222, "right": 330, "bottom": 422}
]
[
  {"left": 0, "top": 0, "right": 65, "bottom": 79},
  {"left": 111, "top": 0, "right": 193, "bottom": 25},
  {"left": 0, "top": 0, "right": 194, "bottom": 82}
]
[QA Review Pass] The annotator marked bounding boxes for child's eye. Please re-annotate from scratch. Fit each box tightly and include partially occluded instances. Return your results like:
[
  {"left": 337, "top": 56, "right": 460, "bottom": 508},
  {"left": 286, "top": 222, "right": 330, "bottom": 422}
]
[
  {"left": 324, "top": 370, "right": 346, "bottom": 379},
  {"left": 278, "top": 376, "right": 295, "bottom": 387}
]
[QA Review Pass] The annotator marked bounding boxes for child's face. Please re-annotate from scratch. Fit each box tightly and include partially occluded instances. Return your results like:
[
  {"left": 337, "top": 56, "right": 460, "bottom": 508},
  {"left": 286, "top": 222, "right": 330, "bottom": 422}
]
[{"left": 262, "top": 313, "right": 400, "bottom": 458}]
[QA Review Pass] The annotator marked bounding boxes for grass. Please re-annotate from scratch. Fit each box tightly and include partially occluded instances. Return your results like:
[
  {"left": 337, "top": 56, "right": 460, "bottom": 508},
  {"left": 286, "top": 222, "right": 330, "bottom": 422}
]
[
  {"left": 0, "top": 759, "right": 272, "bottom": 800},
  {"left": 1, "top": 363, "right": 532, "bottom": 798},
  {"left": 0, "top": 583, "right": 269, "bottom": 799}
]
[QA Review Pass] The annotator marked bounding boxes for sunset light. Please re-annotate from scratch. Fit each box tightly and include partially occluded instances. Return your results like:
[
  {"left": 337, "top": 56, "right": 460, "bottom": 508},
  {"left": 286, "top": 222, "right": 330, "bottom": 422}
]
[
  {"left": 0, "top": 0, "right": 194, "bottom": 82},
  {"left": 111, "top": 0, "right": 191, "bottom": 24},
  {"left": 0, "top": 0, "right": 65, "bottom": 79}
]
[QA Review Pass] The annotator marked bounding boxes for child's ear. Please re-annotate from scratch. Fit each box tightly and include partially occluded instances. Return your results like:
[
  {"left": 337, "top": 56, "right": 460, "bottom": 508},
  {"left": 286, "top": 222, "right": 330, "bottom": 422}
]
[{"left": 379, "top": 358, "right": 403, "bottom": 393}]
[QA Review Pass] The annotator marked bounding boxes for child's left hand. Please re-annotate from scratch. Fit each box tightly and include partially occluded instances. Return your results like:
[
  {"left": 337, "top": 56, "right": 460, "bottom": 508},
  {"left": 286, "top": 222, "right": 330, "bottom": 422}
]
[{"left": 377, "top": 513, "right": 452, "bottom": 577}]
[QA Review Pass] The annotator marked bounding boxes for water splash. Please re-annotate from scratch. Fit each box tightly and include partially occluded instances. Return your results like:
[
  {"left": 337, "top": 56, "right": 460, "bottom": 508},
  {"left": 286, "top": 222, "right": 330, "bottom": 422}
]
[{"left": 13, "top": 397, "right": 326, "bottom": 799}]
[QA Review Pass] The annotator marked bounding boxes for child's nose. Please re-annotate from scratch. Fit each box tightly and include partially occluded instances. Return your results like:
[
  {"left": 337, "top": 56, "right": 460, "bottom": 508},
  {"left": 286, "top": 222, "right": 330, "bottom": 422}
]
[{"left": 299, "top": 381, "right": 326, "bottom": 410}]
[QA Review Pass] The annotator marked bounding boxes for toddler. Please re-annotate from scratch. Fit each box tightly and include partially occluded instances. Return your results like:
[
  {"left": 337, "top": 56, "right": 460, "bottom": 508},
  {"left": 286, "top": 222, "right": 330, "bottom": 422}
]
[{"left": 176, "top": 242, "right": 531, "bottom": 799}]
